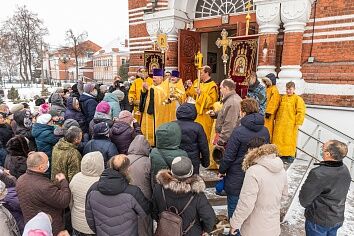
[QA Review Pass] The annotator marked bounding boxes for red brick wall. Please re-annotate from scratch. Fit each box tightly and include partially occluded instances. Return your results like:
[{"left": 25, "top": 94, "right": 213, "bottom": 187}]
[{"left": 302, "top": 94, "right": 354, "bottom": 107}]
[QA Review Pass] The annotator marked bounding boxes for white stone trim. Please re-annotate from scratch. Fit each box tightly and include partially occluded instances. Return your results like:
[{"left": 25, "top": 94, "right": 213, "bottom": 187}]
[
  {"left": 304, "top": 83, "right": 354, "bottom": 96},
  {"left": 129, "top": 16, "right": 144, "bottom": 22},
  {"left": 129, "top": 6, "right": 147, "bottom": 13},
  {"left": 302, "top": 36, "right": 354, "bottom": 44},
  {"left": 129, "top": 51, "right": 145, "bottom": 54},
  {"left": 278, "top": 65, "right": 305, "bottom": 94},
  {"left": 129, "top": 20, "right": 146, "bottom": 26},
  {"left": 303, "top": 29, "right": 354, "bottom": 38},
  {"left": 129, "top": 11, "right": 144, "bottom": 17},
  {"left": 129, "top": 45, "right": 152, "bottom": 50},
  {"left": 256, "top": 65, "right": 277, "bottom": 78},
  {"left": 305, "top": 22, "right": 354, "bottom": 31},
  {"left": 308, "top": 14, "right": 354, "bottom": 23},
  {"left": 254, "top": 0, "right": 281, "bottom": 34},
  {"left": 129, "top": 41, "right": 152, "bottom": 46},
  {"left": 130, "top": 36, "right": 152, "bottom": 41}
]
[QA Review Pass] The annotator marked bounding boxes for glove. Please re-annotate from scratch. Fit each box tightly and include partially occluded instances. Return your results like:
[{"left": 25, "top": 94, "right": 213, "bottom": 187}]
[{"left": 265, "top": 113, "right": 271, "bottom": 119}]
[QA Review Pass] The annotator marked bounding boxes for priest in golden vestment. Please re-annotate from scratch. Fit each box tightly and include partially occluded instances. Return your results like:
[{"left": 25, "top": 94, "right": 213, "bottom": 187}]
[
  {"left": 185, "top": 66, "right": 219, "bottom": 143},
  {"left": 128, "top": 67, "right": 153, "bottom": 122},
  {"left": 140, "top": 68, "right": 171, "bottom": 146},
  {"left": 164, "top": 70, "right": 186, "bottom": 121}
]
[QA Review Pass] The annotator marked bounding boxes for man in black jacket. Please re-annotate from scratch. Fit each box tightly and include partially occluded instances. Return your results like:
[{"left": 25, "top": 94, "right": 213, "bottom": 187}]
[
  {"left": 86, "top": 154, "right": 151, "bottom": 236},
  {"left": 299, "top": 139, "right": 351, "bottom": 236}
]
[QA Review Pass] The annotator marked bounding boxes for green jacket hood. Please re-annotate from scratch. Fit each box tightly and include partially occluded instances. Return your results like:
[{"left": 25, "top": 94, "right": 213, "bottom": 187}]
[
  {"left": 155, "top": 122, "right": 182, "bottom": 149},
  {"left": 55, "top": 138, "right": 77, "bottom": 151}
]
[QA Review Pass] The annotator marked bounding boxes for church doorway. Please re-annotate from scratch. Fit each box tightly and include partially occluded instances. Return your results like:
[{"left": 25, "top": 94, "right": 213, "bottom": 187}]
[{"left": 200, "top": 29, "right": 237, "bottom": 84}]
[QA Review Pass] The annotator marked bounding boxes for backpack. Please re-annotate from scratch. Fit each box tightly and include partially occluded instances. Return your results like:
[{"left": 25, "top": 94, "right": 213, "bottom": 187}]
[
  {"left": 0, "top": 204, "right": 20, "bottom": 236},
  {"left": 155, "top": 188, "right": 195, "bottom": 236}
]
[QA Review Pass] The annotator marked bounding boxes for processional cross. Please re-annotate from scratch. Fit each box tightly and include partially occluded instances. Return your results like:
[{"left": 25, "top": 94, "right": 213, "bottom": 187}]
[
  {"left": 245, "top": 1, "right": 253, "bottom": 36},
  {"left": 216, "top": 29, "right": 232, "bottom": 76}
]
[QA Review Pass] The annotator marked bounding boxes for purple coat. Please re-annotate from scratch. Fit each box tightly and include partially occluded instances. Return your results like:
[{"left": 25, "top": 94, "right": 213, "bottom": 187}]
[
  {"left": 65, "top": 97, "right": 87, "bottom": 133},
  {"left": 4, "top": 187, "right": 24, "bottom": 232},
  {"left": 110, "top": 121, "right": 142, "bottom": 154}
]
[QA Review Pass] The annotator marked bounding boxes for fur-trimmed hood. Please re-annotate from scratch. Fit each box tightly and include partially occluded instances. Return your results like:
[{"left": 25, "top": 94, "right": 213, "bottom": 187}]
[
  {"left": 262, "top": 77, "right": 273, "bottom": 87},
  {"left": 156, "top": 169, "right": 206, "bottom": 194},
  {"left": 242, "top": 144, "right": 283, "bottom": 173}
]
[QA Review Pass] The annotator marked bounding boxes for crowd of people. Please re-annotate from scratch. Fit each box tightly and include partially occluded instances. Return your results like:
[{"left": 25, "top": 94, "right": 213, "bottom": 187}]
[{"left": 0, "top": 67, "right": 351, "bottom": 236}]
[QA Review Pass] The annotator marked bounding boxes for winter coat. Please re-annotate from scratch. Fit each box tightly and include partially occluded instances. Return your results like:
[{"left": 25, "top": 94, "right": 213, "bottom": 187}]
[
  {"left": 4, "top": 155, "right": 27, "bottom": 179},
  {"left": 64, "top": 97, "right": 87, "bottom": 133},
  {"left": 152, "top": 170, "right": 216, "bottom": 236},
  {"left": 31, "top": 123, "right": 60, "bottom": 160},
  {"left": 215, "top": 91, "right": 242, "bottom": 144},
  {"left": 150, "top": 122, "right": 188, "bottom": 178},
  {"left": 88, "top": 112, "right": 113, "bottom": 137},
  {"left": 230, "top": 144, "right": 288, "bottom": 236},
  {"left": 219, "top": 113, "right": 270, "bottom": 196},
  {"left": 127, "top": 135, "right": 152, "bottom": 199},
  {"left": 83, "top": 136, "right": 118, "bottom": 166},
  {"left": 272, "top": 94, "right": 306, "bottom": 157},
  {"left": 51, "top": 138, "right": 82, "bottom": 182},
  {"left": 175, "top": 103, "right": 210, "bottom": 174},
  {"left": 3, "top": 187, "right": 24, "bottom": 232},
  {"left": 110, "top": 121, "right": 141, "bottom": 154},
  {"left": 13, "top": 111, "right": 36, "bottom": 151},
  {"left": 299, "top": 160, "right": 351, "bottom": 227},
  {"left": 50, "top": 93, "right": 66, "bottom": 117},
  {"left": 69, "top": 151, "right": 104, "bottom": 234},
  {"left": 247, "top": 80, "right": 267, "bottom": 115},
  {"left": 79, "top": 93, "right": 98, "bottom": 129},
  {"left": 85, "top": 169, "right": 151, "bottom": 236},
  {"left": 103, "top": 93, "right": 121, "bottom": 118},
  {"left": 0, "top": 203, "right": 20, "bottom": 236},
  {"left": 16, "top": 170, "right": 71, "bottom": 236},
  {"left": 0, "top": 123, "right": 13, "bottom": 166}
]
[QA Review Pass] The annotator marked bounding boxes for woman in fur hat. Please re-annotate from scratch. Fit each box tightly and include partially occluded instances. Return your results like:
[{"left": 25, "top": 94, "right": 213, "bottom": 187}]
[
  {"left": 4, "top": 135, "right": 30, "bottom": 179},
  {"left": 152, "top": 156, "right": 216, "bottom": 236}
]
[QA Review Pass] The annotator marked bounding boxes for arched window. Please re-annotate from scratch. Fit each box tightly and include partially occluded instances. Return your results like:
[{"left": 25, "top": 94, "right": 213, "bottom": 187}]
[{"left": 195, "top": 0, "right": 253, "bottom": 18}]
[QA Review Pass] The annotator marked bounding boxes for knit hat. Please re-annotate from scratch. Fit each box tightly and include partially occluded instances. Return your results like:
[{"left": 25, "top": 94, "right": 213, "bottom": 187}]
[
  {"left": 0, "top": 181, "right": 7, "bottom": 200},
  {"left": 10, "top": 104, "right": 24, "bottom": 114},
  {"left": 171, "top": 156, "right": 193, "bottom": 179},
  {"left": 84, "top": 83, "right": 96, "bottom": 93},
  {"left": 39, "top": 103, "right": 51, "bottom": 115},
  {"left": 93, "top": 122, "right": 110, "bottom": 136},
  {"left": 55, "top": 88, "right": 64, "bottom": 94},
  {"left": 100, "top": 84, "right": 109, "bottom": 93},
  {"left": 36, "top": 114, "right": 52, "bottom": 124},
  {"left": 118, "top": 110, "right": 134, "bottom": 125},
  {"left": 112, "top": 89, "right": 125, "bottom": 101},
  {"left": 54, "top": 119, "right": 79, "bottom": 136},
  {"left": 63, "top": 84, "right": 71, "bottom": 90},
  {"left": 96, "top": 101, "right": 111, "bottom": 114}
]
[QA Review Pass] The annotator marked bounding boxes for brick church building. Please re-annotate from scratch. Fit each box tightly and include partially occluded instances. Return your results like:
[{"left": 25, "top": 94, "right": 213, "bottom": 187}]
[{"left": 128, "top": 0, "right": 354, "bottom": 107}]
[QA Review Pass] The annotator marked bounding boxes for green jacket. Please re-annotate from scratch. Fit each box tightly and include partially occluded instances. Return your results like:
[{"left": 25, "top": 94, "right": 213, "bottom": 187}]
[
  {"left": 150, "top": 122, "right": 188, "bottom": 178},
  {"left": 51, "top": 138, "right": 82, "bottom": 182}
]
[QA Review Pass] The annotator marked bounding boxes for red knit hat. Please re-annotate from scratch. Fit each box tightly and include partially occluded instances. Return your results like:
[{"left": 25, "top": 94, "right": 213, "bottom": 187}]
[{"left": 96, "top": 101, "right": 111, "bottom": 114}]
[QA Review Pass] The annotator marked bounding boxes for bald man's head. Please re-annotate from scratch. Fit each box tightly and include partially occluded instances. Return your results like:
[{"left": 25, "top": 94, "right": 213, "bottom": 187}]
[
  {"left": 27, "top": 152, "right": 49, "bottom": 173},
  {"left": 108, "top": 154, "right": 130, "bottom": 175}
]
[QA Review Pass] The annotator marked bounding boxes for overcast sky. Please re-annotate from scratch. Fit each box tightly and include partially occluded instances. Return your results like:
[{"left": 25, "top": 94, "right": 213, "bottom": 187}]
[{"left": 0, "top": 0, "right": 129, "bottom": 49}]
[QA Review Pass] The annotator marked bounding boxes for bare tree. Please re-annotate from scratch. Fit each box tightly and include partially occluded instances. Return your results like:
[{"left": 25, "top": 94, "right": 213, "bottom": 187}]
[
  {"left": 0, "top": 6, "right": 48, "bottom": 85},
  {"left": 65, "top": 29, "right": 88, "bottom": 81},
  {"left": 0, "top": 34, "right": 19, "bottom": 83}
]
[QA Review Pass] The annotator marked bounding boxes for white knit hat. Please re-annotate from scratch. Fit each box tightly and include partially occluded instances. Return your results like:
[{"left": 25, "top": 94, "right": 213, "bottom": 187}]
[{"left": 36, "top": 114, "right": 52, "bottom": 124}]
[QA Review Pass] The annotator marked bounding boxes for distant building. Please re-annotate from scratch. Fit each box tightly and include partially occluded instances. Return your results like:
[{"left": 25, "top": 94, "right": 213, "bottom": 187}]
[
  {"left": 93, "top": 38, "right": 130, "bottom": 84},
  {"left": 45, "top": 40, "right": 101, "bottom": 83}
]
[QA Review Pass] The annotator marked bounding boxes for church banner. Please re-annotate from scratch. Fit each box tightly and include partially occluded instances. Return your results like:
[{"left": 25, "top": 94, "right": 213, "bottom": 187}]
[
  {"left": 144, "top": 50, "right": 165, "bottom": 76},
  {"left": 228, "top": 37, "right": 258, "bottom": 98}
]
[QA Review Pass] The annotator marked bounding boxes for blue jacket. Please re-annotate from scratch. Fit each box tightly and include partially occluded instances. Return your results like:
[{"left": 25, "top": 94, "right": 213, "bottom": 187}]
[
  {"left": 175, "top": 103, "right": 210, "bottom": 174},
  {"left": 79, "top": 93, "right": 98, "bottom": 128},
  {"left": 31, "top": 123, "right": 59, "bottom": 159},
  {"left": 103, "top": 93, "right": 121, "bottom": 118},
  {"left": 64, "top": 97, "right": 87, "bottom": 133},
  {"left": 83, "top": 136, "right": 118, "bottom": 167},
  {"left": 247, "top": 80, "right": 267, "bottom": 115},
  {"left": 219, "top": 113, "right": 270, "bottom": 196}
]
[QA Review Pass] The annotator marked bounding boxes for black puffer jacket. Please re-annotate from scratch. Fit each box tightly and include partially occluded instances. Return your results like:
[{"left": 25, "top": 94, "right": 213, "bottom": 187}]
[
  {"left": 110, "top": 121, "right": 142, "bottom": 154},
  {"left": 4, "top": 135, "right": 29, "bottom": 179},
  {"left": 219, "top": 113, "right": 270, "bottom": 196},
  {"left": 79, "top": 93, "right": 98, "bottom": 130},
  {"left": 175, "top": 103, "right": 210, "bottom": 174},
  {"left": 83, "top": 136, "right": 118, "bottom": 167},
  {"left": 86, "top": 169, "right": 151, "bottom": 236},
  {"left": 299, "top": 161, "right": 351, "bottom": 227},
  {"left": 152, "top": 170, "right": 216, "bottom": 236},
  {"left": 0, "top": 123, "right": 13, "bottom": 166}
]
